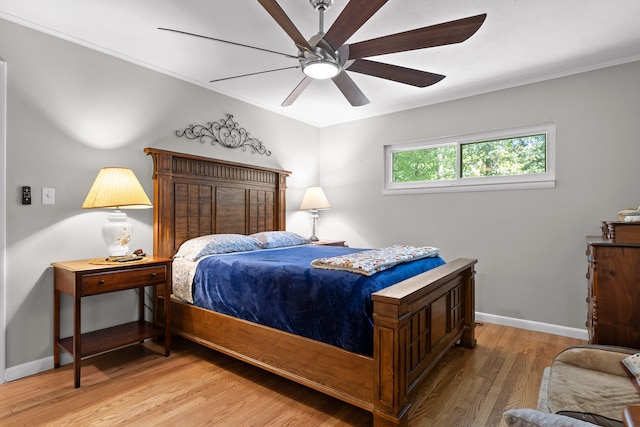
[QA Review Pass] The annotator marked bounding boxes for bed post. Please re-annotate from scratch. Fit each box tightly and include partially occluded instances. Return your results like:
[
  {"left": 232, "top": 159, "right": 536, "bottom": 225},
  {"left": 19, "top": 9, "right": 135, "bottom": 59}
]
[
  {"left": 146, "top": 148, "right": 175, "bottom": 331},
  {"left": 372, "top": 299, "right": 411, "bottom": 427},
  {"left": 276, "top": 172, "right": 287, "bottom": 231},
  {"left": 146, "top": 149, "right": 175, "bottom": 259},
  {"left": 459, "top": 263, "right": 477, "bottom": 349}
]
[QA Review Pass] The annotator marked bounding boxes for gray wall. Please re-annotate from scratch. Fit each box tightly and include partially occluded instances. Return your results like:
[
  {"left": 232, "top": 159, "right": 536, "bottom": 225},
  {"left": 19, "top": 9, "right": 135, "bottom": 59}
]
[
  {"left": 0, "top": 18, "right": 319, "bottom": 369},
  {"left": 316, "top": 60, "right": 640, "bottom": 330},
  {"left": 2, "top": 16, "right": 640, "bottom": 372}
]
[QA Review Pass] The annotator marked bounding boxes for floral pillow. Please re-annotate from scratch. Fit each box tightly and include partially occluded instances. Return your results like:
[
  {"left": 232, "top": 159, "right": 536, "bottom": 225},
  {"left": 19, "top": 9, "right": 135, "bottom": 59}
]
[
  {"left": 250, "top": 231, "right": 310, "bottom": 249},
  {"left": 174, "top": 234, "right": 261, "bottom": 261}
]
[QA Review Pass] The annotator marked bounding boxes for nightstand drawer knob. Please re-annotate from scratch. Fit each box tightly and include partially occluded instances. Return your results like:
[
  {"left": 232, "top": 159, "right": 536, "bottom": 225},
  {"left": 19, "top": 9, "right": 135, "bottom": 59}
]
[
  {"left": 151, "top": 273, "right": 157, "bottom": 278},
  {"left": 98, "top": 280, "right": 105, "bottom": 285}
]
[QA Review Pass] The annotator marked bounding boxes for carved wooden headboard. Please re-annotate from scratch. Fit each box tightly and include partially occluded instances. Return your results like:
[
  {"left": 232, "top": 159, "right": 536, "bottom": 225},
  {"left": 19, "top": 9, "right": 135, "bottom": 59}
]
[{"left": 144, "top": 148, "right": 291, "bottom": 258}]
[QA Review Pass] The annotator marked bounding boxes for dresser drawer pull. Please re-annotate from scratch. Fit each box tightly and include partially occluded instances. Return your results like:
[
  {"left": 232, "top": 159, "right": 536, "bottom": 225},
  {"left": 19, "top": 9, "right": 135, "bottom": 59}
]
[
  {"left": 151, "top": 273, "right": 157, "bottom": 278},
  {"left": 98, "top": 279, "right": 105, "bottom": 285}
]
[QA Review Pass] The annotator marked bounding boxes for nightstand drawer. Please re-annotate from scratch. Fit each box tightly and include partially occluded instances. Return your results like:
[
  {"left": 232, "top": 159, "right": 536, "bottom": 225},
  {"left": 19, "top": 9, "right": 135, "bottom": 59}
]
[{"left": 81, "top": 265, "right": 167, "bottom": 295}]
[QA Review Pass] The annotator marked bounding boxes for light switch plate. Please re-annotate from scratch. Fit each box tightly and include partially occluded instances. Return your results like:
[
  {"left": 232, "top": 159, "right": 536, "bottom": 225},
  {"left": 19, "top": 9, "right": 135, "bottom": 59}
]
[
  {"left": 22, "top": 186, "right": 31, "bottom": 205},
  {"left": 42, "top": 187, "right": 55, "bottom": 205}
]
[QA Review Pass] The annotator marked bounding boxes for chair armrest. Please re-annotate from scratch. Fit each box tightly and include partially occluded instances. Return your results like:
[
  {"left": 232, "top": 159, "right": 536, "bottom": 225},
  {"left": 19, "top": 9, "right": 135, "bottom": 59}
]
[
  {"left": 553, "top": 345, "right": 638, "bottom": 377},
  {"left": 503, "top": 409, "right": 596, "bottom": 426}
]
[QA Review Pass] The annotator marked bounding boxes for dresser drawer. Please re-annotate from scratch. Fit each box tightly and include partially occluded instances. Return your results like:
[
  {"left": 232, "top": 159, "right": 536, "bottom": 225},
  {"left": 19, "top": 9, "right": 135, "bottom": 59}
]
[{"left": 81, "top": 265, "right": 167, "bottom": 296}]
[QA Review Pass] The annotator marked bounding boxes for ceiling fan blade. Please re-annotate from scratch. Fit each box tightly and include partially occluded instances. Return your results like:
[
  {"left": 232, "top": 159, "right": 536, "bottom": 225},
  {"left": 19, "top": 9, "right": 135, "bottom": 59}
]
[
  {"left": 347, "top": 59, "right": 445, "bottom": 87},
  {"left": 210, "top": 66, "right": 301, "bottom": 83},
  {"left": 332, "top": 72, "right": 370, "bottom": 106},
  {"left": 257, "top": 0, "right": 312, "bottom": 51},
  {"left": 281, "top": 76, "right": 313, "bottom": 106},
  {"left": 348, "top": 14, "right": 487, "bottom": 59},
  {"left": 323, "top": 0, "right": 388, "bottom": 50},
  {"left": 158, "top": 27, "right": 297, "bottom": 58}
]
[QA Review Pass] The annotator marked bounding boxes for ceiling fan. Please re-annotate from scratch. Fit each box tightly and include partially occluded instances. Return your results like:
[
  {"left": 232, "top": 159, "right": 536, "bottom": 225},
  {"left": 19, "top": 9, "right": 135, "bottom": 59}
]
[{"left": 159, "top": 0, "right": 486, "bottom": 107}]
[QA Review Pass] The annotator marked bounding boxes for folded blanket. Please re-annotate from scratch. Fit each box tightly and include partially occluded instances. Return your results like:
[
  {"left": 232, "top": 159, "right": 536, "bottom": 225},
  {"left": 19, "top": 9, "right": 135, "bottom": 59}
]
[{"left": 311, "top": 244, "right": 440, "bottom": 276}]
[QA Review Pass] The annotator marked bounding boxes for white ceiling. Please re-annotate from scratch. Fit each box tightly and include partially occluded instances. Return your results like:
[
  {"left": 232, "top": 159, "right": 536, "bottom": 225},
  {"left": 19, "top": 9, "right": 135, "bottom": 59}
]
[{"left": 1, "top": 0, "right": 640, "bottom": 127}]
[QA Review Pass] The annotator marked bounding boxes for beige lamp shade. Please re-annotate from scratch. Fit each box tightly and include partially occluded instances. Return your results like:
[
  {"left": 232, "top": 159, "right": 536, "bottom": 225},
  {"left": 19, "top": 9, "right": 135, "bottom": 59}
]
[
  {"left": 299, "top": 186, "right": 331, "bottom": 211},
  {"left": 82, "top": 167, "right": 152, "bottom": 209},
  {"left": 82, "top": 167, "right": 151, "bottom": 257}
]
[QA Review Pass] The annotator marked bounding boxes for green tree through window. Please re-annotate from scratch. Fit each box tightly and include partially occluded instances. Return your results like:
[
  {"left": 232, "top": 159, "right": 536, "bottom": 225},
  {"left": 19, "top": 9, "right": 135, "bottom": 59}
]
[
  {"left": 461, "top": 134, "right": 546, "bottom": 178},
  {"left": 392, "top": 135, "right": 546, "bottom": 183},
  {"left": 392, "top": 145, "right": 456, "bottom": 182},
  {"left": 384, "top": 123, "right": 555, "bottom": 193}
]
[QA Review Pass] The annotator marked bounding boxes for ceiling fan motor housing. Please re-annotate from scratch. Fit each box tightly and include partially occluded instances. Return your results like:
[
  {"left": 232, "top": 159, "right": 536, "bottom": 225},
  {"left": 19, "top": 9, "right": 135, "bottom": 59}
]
[{"left": 310, "top": 0, "right": 334, "bottom": 11}]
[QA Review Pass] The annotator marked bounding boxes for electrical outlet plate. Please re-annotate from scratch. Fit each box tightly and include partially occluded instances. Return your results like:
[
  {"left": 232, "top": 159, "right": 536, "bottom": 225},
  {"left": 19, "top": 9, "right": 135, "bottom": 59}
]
[{"left": 42, "top": 187, "right": 55, "bottom": 205}]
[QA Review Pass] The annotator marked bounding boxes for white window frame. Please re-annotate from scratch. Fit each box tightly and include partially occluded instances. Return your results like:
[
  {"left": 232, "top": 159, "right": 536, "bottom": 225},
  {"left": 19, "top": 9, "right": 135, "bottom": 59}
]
[{"left": 383, "top": 123, "right": 556, "bottom": 194}]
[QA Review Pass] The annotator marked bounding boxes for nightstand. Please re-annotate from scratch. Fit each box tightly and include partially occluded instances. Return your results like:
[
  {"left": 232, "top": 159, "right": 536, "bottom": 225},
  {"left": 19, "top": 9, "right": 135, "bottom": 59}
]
[
  {"left": 52, "top": 257, "right": 172, "bottom": 388},
  {"left": 312, "top": 239, "right": 346, "bottom": 247}
]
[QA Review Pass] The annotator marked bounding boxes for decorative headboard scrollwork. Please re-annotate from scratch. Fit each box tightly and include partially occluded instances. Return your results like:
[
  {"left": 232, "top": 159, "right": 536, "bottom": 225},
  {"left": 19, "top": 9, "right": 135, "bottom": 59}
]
[{"left": 176, "top": 114, "right": 271, "bottom": 156}]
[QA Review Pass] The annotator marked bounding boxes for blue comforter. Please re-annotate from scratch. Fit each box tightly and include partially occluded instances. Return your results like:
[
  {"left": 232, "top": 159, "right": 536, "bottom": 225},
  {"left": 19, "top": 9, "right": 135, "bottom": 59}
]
[{"left": 192, "top": 244, "right": 445, "bottom": 356}]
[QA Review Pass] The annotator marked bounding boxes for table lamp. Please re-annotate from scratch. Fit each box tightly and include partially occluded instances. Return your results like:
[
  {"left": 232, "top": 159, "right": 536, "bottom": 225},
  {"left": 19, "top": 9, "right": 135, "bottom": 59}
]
[
  {"left": 299, "top": 186, "right": 331, "bottom": 241},
  {"left": 82, "top": 167, "right": 152, "bottom": 257}
]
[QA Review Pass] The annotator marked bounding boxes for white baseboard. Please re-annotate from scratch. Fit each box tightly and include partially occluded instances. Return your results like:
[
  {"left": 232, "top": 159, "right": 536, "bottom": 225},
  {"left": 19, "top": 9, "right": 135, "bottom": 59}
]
[
  {"left": 476, "top": 312, "right": 589, "bottom": 340},
  {"left": 4, "top": 314, "right": 588, "bottom": 382},
  {"left": 5, "top": 352, "right": 72, "bottom": 383}
]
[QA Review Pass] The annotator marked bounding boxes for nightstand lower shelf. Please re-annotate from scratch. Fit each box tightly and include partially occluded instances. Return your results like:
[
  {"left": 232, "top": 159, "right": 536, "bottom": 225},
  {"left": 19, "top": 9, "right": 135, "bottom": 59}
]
[{"left": 57, "top": 321, "right": 164, "bottom": 359}]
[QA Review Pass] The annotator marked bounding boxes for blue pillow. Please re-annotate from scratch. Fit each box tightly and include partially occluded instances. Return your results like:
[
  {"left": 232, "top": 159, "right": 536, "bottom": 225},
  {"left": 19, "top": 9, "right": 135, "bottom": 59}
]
[
  {"left": 174, "top": 234, "right": 261, "bottom": 261},
  {"left": 250, "top": 231, "right": 310, "bottom": 249}
]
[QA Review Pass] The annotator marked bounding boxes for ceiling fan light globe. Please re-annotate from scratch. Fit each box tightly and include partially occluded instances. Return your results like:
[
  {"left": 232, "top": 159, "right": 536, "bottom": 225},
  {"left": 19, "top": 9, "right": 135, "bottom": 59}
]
[{"left": 303, "top": 61, "right": 340, "bottom": 79}]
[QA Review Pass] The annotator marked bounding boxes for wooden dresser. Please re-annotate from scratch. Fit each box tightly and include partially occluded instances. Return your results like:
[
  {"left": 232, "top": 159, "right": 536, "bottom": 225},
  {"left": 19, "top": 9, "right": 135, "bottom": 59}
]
[{"left": 586, "top": 221, "right": 640, "bottom": 347}]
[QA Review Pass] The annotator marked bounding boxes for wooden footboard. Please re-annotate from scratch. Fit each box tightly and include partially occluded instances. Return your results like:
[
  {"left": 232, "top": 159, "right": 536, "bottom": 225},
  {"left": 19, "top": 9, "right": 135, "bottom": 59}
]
[
  {"left": 155, "top": 257, "right": 476, "bottom": 427},
  {"left": 371, "top": 258, "right": 477, "bottom": 426}
]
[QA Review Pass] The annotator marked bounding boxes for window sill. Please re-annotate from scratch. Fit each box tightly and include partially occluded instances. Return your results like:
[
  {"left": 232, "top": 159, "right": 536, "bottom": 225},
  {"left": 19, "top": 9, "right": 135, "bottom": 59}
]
[{"left": 383, "top": 179, "right": 556, "bottom": 195}]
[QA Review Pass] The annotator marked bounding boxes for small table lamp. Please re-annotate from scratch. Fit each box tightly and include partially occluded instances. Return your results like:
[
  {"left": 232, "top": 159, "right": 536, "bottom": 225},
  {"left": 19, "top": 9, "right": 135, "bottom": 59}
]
[
  {"left": 82, "top": 167, "right": 152, "bottom": 257},
  {"left": 299, "top": 186, "right": 331, "bottom": 241}
]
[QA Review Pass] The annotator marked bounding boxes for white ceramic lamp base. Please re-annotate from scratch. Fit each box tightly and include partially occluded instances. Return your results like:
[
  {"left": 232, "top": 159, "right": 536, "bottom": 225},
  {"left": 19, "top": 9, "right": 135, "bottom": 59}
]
[{"left": 101, "top": 210, "right": 133, "bottom": 257}]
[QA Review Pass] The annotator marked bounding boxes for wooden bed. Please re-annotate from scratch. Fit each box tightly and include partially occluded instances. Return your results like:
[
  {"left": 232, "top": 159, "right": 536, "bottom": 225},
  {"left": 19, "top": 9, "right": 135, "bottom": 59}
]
[{"left": 145, "top": 147, "right": 477, "bottom": 427}]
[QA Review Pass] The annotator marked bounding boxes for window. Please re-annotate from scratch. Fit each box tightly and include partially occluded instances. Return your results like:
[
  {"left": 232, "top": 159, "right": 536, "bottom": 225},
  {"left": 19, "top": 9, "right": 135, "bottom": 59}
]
[{"left": 384, "top": 123, "right": 555, "bottom": 194}]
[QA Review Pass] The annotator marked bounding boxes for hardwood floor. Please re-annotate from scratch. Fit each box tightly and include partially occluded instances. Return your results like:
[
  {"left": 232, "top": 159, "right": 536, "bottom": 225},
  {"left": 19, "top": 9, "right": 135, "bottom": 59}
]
[{"left": 0, "top": 322, "right": 584, "bottom": 426}]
